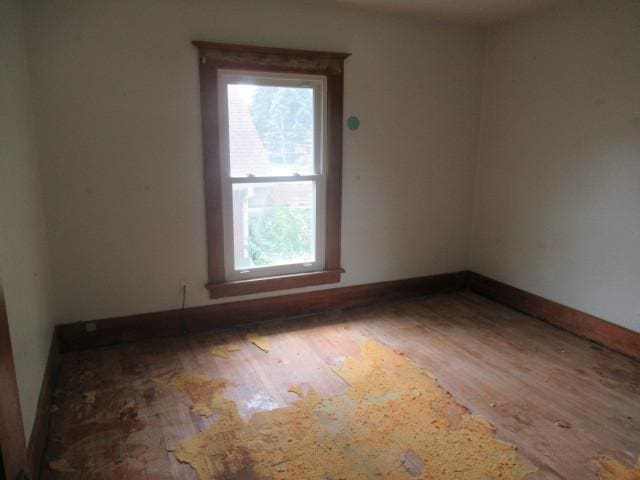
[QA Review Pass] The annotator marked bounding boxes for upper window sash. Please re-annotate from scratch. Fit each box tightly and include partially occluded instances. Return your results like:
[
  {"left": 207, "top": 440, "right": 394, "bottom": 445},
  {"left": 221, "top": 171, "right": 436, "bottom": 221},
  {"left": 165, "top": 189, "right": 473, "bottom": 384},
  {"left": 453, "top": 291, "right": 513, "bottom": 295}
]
[{"left": 218, "top": 70, "right": 326, "bottom": 179}]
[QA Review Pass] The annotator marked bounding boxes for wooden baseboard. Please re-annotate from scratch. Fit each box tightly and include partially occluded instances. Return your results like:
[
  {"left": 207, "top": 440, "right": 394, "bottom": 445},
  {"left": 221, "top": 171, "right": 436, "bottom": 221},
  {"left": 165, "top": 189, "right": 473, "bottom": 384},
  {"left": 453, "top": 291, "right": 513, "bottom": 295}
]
[
  {"left": 57, "top": 271, "right": 468, "bottom": 352},
  {"left": 27, "top": 329, "right": 61, "bottom": 479},
  {"left": 0, "top": 280, "right": 28, "bottom": 480},
  {"left": 468, "top": 272, "right": 640, "bottom": 360}
]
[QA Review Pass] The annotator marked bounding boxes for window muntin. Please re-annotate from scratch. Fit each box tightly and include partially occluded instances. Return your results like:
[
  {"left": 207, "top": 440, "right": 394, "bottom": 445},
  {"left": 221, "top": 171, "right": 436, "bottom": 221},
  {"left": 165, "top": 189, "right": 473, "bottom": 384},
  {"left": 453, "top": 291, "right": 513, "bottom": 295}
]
[{"left": 218, "top": 71, "right": 327, "bottom": 281}]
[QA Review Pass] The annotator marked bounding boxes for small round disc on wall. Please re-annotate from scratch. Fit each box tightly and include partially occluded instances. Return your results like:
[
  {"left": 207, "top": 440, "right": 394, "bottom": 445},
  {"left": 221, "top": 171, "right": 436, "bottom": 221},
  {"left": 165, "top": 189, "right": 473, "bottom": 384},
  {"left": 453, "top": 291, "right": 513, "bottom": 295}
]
[{"left": 346, "top": 116, "right": 360, "bottom": 131}]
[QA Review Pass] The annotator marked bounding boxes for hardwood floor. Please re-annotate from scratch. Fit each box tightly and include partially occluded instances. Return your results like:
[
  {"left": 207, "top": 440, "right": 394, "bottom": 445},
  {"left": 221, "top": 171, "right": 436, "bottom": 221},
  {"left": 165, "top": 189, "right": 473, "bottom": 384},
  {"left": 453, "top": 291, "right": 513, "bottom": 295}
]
[{"left": 43, "top": 292, "right": 640, "bottom": 479}]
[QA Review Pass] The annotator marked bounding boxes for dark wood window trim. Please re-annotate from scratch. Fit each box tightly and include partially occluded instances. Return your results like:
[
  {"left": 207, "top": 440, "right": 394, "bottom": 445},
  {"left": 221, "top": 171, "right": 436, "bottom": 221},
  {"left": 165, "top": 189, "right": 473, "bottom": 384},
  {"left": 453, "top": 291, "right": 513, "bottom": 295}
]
[{"left": 193, "top": 41, "right": 350, "bottom": 299}]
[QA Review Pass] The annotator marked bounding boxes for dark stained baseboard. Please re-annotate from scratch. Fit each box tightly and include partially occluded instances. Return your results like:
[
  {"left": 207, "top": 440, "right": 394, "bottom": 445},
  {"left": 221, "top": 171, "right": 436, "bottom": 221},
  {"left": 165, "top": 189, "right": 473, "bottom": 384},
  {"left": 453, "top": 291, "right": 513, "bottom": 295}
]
[
  {"left": 28, "top": 329, "right": 61, "bottom": 479},
  {"left": 468, "top": 272, "right": 640, "bottom": 360},
  {"left": 57, "top": 271, "right": 468, "bottom": 352},
  {"left": 56, "top": 269, "right": 639, "bottom": 360},
  {"left": 0, "top": 280, "right": 28, "bottom": 480}
]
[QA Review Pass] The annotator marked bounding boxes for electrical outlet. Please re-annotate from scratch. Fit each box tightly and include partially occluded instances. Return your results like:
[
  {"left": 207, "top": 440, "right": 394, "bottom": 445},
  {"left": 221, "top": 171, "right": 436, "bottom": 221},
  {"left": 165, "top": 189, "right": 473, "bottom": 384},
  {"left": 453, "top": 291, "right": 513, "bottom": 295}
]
[
  {"left": 180, "top": 279, "right": 189, "bottom": 288},
  {"left": 85, "top": 322, "right": 97, "bottom": 333}
]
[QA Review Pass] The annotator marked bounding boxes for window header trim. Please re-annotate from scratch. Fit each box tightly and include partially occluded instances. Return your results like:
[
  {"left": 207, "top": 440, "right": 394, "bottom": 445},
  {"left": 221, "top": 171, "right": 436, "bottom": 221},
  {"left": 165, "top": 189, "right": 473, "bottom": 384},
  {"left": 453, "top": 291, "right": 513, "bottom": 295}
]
[{"left": 193, "top": 41, "right": 351, "bottom": 76}]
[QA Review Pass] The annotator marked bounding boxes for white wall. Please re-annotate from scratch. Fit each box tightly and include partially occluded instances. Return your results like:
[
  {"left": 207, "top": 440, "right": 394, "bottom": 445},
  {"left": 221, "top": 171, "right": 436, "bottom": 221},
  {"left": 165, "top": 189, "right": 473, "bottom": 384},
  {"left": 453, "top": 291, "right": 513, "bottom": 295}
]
[
  {"left": 23, "top": 0, "right": 486, "bottom": 323},
  {"left": 0, "top": 0, "right": 55, "bottom": 439},
  {"left": 472, "top": 0, "right": 640, "bottom": 332}
]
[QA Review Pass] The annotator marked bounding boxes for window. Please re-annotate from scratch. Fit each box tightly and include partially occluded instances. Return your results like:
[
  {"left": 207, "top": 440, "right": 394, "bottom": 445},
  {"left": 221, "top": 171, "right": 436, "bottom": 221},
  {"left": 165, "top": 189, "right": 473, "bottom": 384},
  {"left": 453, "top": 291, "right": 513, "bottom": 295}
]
[
  {"left": 194, "top": 42, "right": 349, "bottom": 298},
  {"left": 220, "top": 73, "right": 325, "bottom": 280}
]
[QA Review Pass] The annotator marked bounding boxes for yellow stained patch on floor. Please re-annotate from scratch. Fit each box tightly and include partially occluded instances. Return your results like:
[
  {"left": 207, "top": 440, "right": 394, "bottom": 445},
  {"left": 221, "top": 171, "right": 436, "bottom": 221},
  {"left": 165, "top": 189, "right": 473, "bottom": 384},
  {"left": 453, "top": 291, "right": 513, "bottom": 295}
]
[
  {"left": 119, "top": 400, "right": 138, "bottom": 421},
  {"left": 168, "top": 340, "right": 535, "bottom": 479},
  {"left": 287, "top": 385, "right": 305, "bottom": 398},
  {"left": 49, "top": 458, "right": 75, "bottom": 472},
  {"left": 594, "top": 455, "right": 640, "bottom": 480},
  {"left": 82, "top": 390, "right": 96, "bottom": 404},
  {"left": 246, "top": 332, "right": 270, "bottom": 352},
  {"left": 167, "top": 373, "right": 232, "bottom": 417},
  {"left": 211, "top": 344, "right": 242, "bottom": 359}
]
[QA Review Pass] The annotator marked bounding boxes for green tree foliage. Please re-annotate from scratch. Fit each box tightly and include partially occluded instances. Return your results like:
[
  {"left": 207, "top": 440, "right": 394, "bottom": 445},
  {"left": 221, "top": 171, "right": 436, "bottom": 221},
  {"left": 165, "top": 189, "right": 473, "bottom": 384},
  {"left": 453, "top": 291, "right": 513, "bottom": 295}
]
[
  {"left": 250, "top": 86, "right": 313, "bottom": 166},
  {"left": 248, "top": 206, "right": 312, "bottom": 266}
]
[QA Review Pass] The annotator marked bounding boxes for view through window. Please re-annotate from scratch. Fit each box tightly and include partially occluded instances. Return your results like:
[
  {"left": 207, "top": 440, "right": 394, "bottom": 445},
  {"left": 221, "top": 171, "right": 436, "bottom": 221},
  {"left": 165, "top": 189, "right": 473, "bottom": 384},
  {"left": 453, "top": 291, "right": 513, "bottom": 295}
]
[{"left": 220, "top": 73, "right": 326, "bottom": 280}]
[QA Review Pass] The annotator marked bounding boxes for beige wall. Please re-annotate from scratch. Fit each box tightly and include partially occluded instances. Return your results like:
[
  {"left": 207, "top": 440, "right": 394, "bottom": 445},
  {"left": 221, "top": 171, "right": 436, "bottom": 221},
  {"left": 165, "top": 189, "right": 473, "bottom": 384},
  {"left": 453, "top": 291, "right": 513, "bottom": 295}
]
[
  {"left": 472, "top": 0, "right": 640, "bottom": 332},
  {"left": 23, "top": 0, "right": 485, "bottom": 323},
  {"left": 0, "top": 0, "right": 55, "bottom": 439}
]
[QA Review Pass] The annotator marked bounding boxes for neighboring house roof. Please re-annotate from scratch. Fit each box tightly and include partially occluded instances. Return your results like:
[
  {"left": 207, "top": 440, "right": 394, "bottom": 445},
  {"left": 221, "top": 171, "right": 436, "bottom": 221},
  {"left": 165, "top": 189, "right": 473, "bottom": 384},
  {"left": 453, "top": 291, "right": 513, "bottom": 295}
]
[{"left": 228, "top": 87, "right": 273, "bottom": 177}]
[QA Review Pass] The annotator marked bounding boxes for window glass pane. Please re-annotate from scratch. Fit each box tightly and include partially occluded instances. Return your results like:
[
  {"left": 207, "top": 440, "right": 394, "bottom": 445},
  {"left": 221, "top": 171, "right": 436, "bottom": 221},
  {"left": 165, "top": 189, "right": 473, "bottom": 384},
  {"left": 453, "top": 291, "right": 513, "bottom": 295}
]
[
  {"left": 232, "top": 181, "right": 315, "bottom": 269},
  {"left": 228, "top": 84, "right": 315, "bottom": 177}
]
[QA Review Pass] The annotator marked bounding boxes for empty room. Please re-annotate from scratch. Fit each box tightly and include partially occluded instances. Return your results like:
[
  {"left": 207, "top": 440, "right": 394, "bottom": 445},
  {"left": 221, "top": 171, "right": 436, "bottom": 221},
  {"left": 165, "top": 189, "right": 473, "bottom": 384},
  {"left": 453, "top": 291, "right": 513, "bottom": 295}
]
[{"left": 1, "top": 0, "right": 639, "bottom": 478}]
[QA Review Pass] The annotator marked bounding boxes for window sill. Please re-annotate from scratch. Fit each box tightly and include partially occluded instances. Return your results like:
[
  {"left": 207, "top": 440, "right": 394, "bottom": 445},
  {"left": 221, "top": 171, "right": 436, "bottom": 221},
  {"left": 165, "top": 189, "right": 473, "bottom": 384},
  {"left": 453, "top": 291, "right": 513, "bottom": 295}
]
[{"left": 206, "top": 269, "right": 343, "bottom": 299}]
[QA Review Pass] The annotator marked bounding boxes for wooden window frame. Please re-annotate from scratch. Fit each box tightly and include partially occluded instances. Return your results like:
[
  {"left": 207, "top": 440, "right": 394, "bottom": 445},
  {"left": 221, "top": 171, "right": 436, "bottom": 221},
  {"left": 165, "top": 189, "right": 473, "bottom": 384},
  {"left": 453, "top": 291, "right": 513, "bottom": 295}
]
[{"left": 193, "top": 41, "right": 349, "bottom": 299}]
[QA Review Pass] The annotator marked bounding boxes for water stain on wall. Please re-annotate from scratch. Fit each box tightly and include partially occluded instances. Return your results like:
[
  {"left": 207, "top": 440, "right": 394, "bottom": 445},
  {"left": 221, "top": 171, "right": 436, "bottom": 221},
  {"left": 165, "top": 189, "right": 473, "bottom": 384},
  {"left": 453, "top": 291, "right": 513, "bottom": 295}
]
[{"left": 168, "top": 340, "right": 536, "bottom": 479}]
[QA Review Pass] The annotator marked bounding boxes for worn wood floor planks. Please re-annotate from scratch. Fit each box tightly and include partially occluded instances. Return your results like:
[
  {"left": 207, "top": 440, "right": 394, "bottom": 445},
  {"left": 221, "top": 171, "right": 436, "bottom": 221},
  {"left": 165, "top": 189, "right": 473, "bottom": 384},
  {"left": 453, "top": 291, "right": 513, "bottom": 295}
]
[{"left": 43, "top": 292, "right": 640, "bottom": 479}]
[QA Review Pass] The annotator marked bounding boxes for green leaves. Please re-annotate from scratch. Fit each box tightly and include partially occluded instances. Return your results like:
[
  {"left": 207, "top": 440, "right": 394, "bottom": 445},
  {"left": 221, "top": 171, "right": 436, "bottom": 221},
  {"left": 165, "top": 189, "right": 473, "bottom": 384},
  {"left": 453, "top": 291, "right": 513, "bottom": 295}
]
[
  {"left": 250, "top": 86, "right": 314, "bottom": 166},
  {"left": 248, "top": 206, "right": 312, "bottom": 266}
]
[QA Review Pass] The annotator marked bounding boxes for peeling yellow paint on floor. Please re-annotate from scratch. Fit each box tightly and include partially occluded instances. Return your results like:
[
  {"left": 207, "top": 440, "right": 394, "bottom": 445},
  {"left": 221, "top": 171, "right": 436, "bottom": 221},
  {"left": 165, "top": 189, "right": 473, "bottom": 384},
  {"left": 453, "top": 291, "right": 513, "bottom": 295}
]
[
  {"left": 49, "top": 458, "right": 75, "bottom": 472},
  {"left": 594, "top": 455, "right": 640, "bottom": 480},
  {"left": 287, "top": 385, "right": 305, "bottom": 398},
  {"left": 211, "top": 344, "right": 242, "bottom": 359},
  {"left": 211, "top": 346, "right": 230, "bottom": 359},
  {"left": 246, "top": 332, "right": 270, "bottom": 352},
  {"left": 118, "top": 400, "right": 138, "bottom": 421},
  {"left": 82, "top": 390, "right": 96, "bottom": 404},
  {"left": 167, "top": 373, "right": 232, "bottom": 417},
  {"left": 169, "top": 340, "right": 536, "bottom": 479}
]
